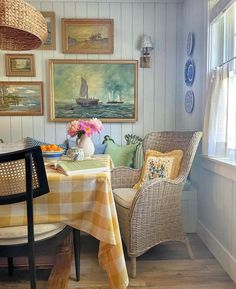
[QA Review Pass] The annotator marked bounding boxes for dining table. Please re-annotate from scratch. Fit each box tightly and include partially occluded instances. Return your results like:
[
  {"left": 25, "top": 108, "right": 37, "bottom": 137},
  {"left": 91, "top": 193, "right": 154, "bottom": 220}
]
[{"left": 0, "top": 154, "right": 129, "bottom": 289}]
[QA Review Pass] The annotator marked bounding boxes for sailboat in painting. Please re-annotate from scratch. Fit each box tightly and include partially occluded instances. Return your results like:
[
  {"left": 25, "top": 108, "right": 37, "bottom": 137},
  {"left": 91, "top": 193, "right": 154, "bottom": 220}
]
[{"left": 76, "top": 77, "right": 99, "bottom": 107}]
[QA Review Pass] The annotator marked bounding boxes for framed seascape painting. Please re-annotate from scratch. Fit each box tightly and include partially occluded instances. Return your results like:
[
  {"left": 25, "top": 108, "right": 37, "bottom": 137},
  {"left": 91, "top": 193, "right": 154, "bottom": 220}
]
[
  {"left": 49, "top": 59, "right": 138, "bottom": 122},
  {"left": 5, "top": 54, "right": 35, "bottom": 77},
  {"left": 0, "top": 82, "right": 43, "bottom": 116},
  {"left": 40, "top": 12, "right": 56, "bottom": 50},
  {"left": 61, "top": 19, "right": 114, "bottom": 54}
]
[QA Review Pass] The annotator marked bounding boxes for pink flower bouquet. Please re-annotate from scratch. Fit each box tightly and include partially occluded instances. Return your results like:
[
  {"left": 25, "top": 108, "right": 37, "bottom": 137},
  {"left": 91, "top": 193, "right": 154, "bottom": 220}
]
[{"left": 67, "top": 118, "right": 103, "bottom": 139}]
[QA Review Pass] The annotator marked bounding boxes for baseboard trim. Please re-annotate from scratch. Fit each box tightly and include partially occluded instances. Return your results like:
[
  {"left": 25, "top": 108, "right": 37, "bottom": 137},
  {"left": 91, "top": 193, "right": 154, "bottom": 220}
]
[{"left": 197, "top": 220, "right": 236, "bottom": 283}]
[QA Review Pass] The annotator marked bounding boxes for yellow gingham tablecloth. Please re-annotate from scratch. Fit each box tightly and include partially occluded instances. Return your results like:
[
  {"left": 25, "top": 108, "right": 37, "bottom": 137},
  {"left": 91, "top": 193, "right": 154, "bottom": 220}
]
[{"left": 0, "top": 155, "right": 129, "bottom": 289}]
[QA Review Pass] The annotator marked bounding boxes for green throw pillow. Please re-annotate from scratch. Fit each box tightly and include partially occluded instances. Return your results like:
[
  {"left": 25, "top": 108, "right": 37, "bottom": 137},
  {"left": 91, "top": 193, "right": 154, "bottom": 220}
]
[
  {"left": 104, "top": 141, "right": 137, "bottom": 167},
  {"left": 124, "top": 133, "right": 144, "bottom": 169}
]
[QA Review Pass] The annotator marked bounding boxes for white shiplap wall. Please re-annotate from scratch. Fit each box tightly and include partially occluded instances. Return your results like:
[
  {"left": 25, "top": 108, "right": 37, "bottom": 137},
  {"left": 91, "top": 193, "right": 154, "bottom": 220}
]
[
  {"left": 0, "top": 0, "right": 182, "bottom": 145},
  {"left": 180, "top": 0, "right": 236, "bottom": 283},
  {"left": 176, "top": 0, "right": 207, "bottom": 132}
]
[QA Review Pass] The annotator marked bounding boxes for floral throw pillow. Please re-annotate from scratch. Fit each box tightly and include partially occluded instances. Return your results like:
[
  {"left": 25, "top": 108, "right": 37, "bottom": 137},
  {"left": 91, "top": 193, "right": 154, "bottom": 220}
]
[{"left": 133, "top": 149, "right": 183, "bottom": 189}]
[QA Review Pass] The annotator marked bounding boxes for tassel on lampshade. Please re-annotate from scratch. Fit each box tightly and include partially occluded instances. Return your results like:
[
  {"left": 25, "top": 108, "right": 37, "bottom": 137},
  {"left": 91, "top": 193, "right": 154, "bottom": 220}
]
[{"left": 0, "top": 0, "right": 48, "bottom": 50}]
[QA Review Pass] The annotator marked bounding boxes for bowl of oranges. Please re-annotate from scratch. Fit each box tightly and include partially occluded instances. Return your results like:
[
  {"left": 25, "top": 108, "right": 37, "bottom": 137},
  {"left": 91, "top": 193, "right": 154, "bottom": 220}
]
[{"left": 40, "top": 144, "right": 63, "bottom": 162}]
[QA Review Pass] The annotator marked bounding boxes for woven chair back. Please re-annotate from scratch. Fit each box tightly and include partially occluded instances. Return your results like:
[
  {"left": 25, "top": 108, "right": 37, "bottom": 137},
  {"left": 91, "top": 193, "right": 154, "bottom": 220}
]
[
  {"left": 143, "top": 131, "right": 202, "bottom": 178},
  {"left": 0, "top": 146, "right": 49, "bottom": 205}
]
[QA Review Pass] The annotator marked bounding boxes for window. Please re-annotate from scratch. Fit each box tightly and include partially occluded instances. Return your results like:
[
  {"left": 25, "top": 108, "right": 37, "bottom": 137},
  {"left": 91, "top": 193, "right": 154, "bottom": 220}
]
[{"left": 207, "top": 1, "right": 236, "bottom": 162}]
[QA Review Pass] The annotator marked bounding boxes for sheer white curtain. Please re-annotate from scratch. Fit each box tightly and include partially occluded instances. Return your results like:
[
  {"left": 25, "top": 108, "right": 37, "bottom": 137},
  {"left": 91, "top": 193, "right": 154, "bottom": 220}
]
[
  {"left": 205, "top": 0, "right": 236, "bottom": 161},
  {"left": 203, "top": 66, "right": 228, "bottom": 157}
]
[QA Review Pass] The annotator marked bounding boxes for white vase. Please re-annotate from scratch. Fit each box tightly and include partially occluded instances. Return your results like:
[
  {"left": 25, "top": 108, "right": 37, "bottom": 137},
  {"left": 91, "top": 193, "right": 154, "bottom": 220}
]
[{"left": 76, "top": 134, "right": 95, "bottom": 158}]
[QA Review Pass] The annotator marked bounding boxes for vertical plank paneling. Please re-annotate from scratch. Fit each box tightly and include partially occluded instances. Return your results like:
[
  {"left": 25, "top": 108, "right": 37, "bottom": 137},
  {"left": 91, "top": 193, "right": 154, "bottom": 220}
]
[
  {"left": 98, "top": 2, "right": 111, "bottom": 142},
  {"left": 0, "top": 0, "right": 183, "bottom": 146},
  {"left": 222, "top": 177, "right": 233, "bottom": 252},
  {"left": 41, "top": 1, "right": 57, "bottom": 143},
  {"left": 191, "top": 0, "right": 204, "bottom": 131},
  {"left": 132, "top": 3, "right": 144, "bottom": 138},
  {"left": 143, "top": 3, "right": 155, "bottom": 135},
  {"left": 53, "top": 1, "right": 67, "bottom": 143},
  {"left": 27, "top": 1, "right": 45, "bottom": 141},
  {"left": 53, "top": 1, "right": 65, "bottom": 59},
  {"left": 165, "top": 3, "right": 177, "bottom": 131},
  {"left": 0, "top": 117, "right": 11, "bottom": 142},
  {"left": 232, "top": 181, "right": 236, "bottom": 258},
  {"left": 175, "top": 2, "right": 183, "bottom": 131},
  {"left": 110, "top": 2, "right": 122, "bottom": 144},
  {"left": 11, "top": 117, "right": 22, "bottom": 141},
  {"left": 76, "top": 1, "right": 87, "bottom": 18},
  {"left": 22, "top": 117, "right": 34, "bottom": 138},
  {"left": 154, "top": 3, "right": 166, "bottom": 131},
  {"left": 121, "top": 3, "right": 133, "bottom": 144},
  {"left": 86, "top": 2, "right": 101, "bottom": 144}
]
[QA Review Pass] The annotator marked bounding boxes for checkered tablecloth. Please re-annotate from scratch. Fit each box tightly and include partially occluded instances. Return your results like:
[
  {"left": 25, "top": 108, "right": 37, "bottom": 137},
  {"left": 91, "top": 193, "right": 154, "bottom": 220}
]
[{"left": 0, "top": 155, "right": 129, "bottom": 289}]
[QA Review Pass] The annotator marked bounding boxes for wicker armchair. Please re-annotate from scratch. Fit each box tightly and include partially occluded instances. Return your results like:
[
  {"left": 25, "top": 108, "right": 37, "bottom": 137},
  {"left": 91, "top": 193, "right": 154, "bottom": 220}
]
[{"left": 111, "top": 131, "right": 202, "bottom": 278}]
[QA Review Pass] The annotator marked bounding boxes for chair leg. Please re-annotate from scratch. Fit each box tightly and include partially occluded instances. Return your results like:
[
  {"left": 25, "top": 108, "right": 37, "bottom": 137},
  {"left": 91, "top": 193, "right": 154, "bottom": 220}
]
[
  {"left": 185, "top": 238, "right": 194, "bottom": 259},
  {"left": 8, "top": 257, "right": 14, "bottom": 276},
  {"left": 130, "top": 257, "right": 136, "bottom": 278},
  {"left": 28, "top": 246, "right": 36, "bottom": 289},
  {"left": 73, "top": 228, "right": 80, "bottom": 281}
]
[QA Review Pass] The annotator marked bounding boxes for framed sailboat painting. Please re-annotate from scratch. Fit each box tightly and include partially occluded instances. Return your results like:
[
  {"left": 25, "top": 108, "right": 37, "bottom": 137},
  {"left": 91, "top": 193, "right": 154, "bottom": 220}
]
[{"left": 49, "top": 59, "right": 138, "bottom": 122}]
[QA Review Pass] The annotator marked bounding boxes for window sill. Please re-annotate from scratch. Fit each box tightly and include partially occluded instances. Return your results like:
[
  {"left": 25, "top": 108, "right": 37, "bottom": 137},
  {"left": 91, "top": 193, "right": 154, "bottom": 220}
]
[{"left": 201, "top": 155, "right": 236, "bottom": 182}]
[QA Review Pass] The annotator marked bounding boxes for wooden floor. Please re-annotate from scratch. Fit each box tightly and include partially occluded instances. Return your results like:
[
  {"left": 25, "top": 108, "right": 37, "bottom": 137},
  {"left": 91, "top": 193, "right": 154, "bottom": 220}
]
[{"left": 1, "top": 233, "right": 236, "bottom": 289}]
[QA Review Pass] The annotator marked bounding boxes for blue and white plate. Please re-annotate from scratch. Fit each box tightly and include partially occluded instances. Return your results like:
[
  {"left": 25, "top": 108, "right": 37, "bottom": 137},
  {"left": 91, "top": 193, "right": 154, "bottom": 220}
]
[
  {"left": 184, "top": 59, "right": 195, "bottom": 87},
  {"left": 185, "top": 90, "right": 194, "bottom": 113},
  {"left": 187, "top": 32, "right": 194, "bottom": 56}
]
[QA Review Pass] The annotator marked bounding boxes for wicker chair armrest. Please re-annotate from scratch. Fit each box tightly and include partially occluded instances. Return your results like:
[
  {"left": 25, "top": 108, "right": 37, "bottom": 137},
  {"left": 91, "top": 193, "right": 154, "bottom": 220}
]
[
  {"left": 132, "top": 177, "right": 186, "bottom": 212},
  {"left": 111, "top": 167, "right": 142, "bottom": 189}
]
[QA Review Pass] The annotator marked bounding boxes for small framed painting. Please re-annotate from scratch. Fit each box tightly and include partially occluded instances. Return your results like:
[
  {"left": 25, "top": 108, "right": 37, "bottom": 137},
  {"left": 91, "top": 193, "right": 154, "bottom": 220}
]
[
  {"left": 0, "top": 82, "right": 44, "bottom": 116},
  {"left": 61, "top": 18, "right": 114, "bottom": 54},
  {"left": 40, "top": 11, "right": 56, "bottom": 50},
  {"left": 5, "top": 54, "right": 35, "bottom": 77}
]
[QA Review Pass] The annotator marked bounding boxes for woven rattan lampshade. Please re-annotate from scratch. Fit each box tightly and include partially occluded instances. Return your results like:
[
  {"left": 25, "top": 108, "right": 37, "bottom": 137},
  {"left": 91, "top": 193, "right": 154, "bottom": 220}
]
[{"left": 0, "top": 0, "right": 48, "bottom": 50}]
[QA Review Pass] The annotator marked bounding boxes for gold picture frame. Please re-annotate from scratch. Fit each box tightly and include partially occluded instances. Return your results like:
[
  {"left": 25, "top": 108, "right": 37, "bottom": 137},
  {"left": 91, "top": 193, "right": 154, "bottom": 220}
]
[
  {"left": 5, "top": 54, "right": 35, "bottom": 77},
  {"left": 49, "top": 59, "right": 138, "bottom": 122},
  {"left": 40, "top": 11, "right": 56, "bottom": 50},
  {"left": 61, "top": 18, "right": 114, "bottom": 54},
  {"left": 0, "top": 82, "right": 44, "bottom": 116}
]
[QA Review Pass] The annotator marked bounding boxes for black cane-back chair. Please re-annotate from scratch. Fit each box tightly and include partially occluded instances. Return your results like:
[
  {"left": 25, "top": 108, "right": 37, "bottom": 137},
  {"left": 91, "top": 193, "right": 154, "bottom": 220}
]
[{"left": 0, "top": 146, "right": 80, "bottom": 289}]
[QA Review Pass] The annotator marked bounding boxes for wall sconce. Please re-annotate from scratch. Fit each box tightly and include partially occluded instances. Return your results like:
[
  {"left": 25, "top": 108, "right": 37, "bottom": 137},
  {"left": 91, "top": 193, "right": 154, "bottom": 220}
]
[{"left": 140, "top": 35, "right": 154, "bottom": 68}]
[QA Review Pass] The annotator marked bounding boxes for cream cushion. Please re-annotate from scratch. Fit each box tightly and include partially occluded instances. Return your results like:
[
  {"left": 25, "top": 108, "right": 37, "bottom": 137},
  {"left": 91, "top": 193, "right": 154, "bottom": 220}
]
[
  {"left": 113, "top": 188, "right": 138, "bottom": 209},
  {"left": 0, "top": 223, "right": 66, "bottom": 245}
]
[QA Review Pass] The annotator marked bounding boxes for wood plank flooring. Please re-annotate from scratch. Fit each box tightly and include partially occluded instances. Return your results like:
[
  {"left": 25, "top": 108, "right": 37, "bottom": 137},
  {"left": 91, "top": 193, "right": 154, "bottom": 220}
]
[{"left": 0, "top": 234, "right": 236, "bottom": 289}]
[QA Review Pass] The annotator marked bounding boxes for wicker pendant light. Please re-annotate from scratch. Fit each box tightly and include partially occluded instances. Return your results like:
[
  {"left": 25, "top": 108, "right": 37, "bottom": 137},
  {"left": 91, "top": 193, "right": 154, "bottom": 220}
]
[{"left": 0, "top": 0, "right": 48, "bottom": 50}]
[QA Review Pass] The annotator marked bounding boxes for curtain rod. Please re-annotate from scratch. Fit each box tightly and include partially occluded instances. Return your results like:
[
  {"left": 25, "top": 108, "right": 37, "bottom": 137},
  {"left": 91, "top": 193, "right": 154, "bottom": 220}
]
[{"left": 218, "top": 56, "right": 236, "bottom": 67}]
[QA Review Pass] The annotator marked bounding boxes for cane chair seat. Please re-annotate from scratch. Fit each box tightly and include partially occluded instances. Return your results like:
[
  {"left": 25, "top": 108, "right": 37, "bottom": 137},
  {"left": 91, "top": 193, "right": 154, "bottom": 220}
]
[
  {"left": 113, "top": 188, "right": 137, "bottom": 209},
  {"left": 0, "top": 223, "right": 66, "bottom": 245}
]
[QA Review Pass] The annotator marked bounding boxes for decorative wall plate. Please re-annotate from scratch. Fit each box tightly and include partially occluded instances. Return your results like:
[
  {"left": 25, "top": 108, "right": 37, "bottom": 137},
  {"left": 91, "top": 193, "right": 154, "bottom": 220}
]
[
  {"left": 187, "top": 32, "right": 194, "bottom": 56},
  {"left": 185, "top": 90, "right": 194, "bottom": 113},
  {"left": 184, "top": 58, "right": 195, "bottom": 86}
]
